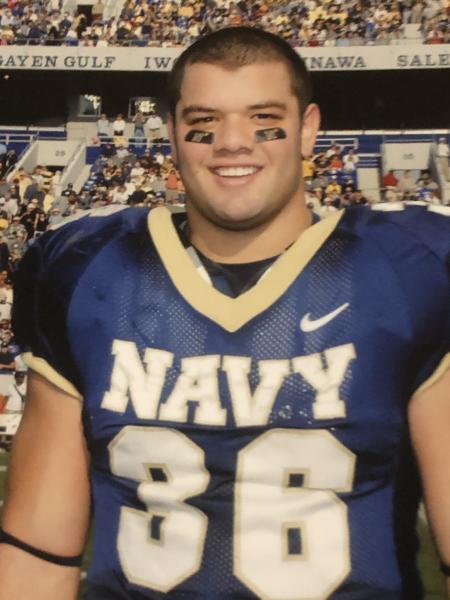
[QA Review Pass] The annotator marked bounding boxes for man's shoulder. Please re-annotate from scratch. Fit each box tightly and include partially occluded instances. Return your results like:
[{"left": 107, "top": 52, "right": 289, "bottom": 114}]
[
  {"left": 16, "top": 206, "right": 151, "bottom": 292},
  {"left": 38, "top": 205, "right": 150, "bottom": 259},
  {"left": 343, "top": 202, "right": 450, "bottom": 245},
  {"left": 339, "top": 202, "right": 450, "bottom": 277}
]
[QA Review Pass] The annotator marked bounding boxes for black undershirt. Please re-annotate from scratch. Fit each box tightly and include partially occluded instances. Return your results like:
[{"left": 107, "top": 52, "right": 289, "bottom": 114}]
[
  {"left": 194, "top": 248, "right": 279, "bottom": 297},
  {"left": 174, "top": 215, "right": 279, "bottom": 297}
]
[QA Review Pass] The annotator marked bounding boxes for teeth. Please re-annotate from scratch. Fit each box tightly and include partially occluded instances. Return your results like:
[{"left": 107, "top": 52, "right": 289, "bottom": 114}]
[{"left": 214, "top": 166, "right": 258, "bottom": 177}]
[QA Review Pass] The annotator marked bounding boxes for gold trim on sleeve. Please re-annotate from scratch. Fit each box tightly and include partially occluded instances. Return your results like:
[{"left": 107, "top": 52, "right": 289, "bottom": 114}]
[
  {"left": 148, "top": 207, "right": 344, "bottom": 332},
  {"left": 22, "top": 352, "right": 83, "bottom": 401}
]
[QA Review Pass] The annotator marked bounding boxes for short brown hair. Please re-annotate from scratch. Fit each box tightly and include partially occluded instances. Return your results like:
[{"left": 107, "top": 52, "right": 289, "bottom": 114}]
[{"left": 167, "top": 27, "right": 313, "bottom": 120}]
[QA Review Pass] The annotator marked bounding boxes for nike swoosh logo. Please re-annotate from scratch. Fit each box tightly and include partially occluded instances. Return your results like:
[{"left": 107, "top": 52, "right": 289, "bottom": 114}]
[{"left": 300, "top": 302, "right": 350, "bottom": 332}]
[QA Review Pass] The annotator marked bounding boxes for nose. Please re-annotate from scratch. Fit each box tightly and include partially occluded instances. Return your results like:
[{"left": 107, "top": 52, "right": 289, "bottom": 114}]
[{"left": 213, "top": 116, "right": 254, "bottom": 154}]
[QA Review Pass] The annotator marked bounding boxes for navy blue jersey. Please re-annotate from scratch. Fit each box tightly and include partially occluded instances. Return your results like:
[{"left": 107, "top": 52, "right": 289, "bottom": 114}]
[{"left": 12, "top": 203, "right": 450, "bottom": 600}]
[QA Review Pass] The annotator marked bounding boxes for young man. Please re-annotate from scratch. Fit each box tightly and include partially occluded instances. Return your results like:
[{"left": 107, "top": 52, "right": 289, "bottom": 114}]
[{"left": 0, "top": 27, "right": 449, "bottom": 600}]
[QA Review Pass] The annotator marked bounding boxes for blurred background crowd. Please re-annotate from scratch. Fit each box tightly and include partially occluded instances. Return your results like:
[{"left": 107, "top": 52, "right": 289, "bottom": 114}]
[
  {"left": 0, "top": 123, "right": 447, "bottom": 278},
  {"left": 0, "top": 0, "right": 448, "bottom": 47},
  {"left": 0, "top": 123, "right": 447, "bottom": 434}
]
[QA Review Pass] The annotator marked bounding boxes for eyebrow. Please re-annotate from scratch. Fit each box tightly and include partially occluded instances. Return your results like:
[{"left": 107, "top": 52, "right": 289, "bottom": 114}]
[
  {"left": 181, "top": 105, "right": 217, "bottom": 118},
  {"left": 181, "top": 101, "right": 287, "bottom": 119},
  {"left": 248, "top": 102, "right": 287, "bottom": 111}
]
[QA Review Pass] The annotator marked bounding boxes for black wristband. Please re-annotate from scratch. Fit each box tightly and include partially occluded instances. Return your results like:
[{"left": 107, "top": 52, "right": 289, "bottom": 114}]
[
  {"left": 441, "top": 561, "right": 450, "bottom": 577},
  {"left": 0, "top": 527, "right": 82, "bottom": 567}
]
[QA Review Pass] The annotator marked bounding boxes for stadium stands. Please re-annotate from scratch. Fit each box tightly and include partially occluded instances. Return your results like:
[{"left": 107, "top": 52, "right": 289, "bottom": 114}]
[{"left": 0, "top": 0, "right": 448, "bottom": 47}]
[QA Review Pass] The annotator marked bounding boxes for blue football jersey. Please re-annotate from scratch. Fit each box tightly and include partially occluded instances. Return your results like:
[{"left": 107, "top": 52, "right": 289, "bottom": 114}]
[{"left": 12, "top": 203, "right": 450, "bottom": 600}]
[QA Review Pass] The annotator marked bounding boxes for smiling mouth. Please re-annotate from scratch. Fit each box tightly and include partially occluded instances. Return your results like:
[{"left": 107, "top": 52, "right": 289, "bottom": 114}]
[{"left": 211, "top": 166, "right": 260, "bottom": 177}]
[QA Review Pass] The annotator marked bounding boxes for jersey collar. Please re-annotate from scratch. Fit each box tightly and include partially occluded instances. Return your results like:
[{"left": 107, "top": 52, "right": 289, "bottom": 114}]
[{"left": 148, "top": 207, "right": 344, "bottom": 332}]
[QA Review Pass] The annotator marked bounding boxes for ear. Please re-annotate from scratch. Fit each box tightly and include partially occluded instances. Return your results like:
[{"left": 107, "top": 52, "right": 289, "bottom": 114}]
[
  {"left": 167, "top": 114, "right": 178, "bottom": 167},
  {"left": 300, "top": 103, "right": 321, "bottom": 159}
]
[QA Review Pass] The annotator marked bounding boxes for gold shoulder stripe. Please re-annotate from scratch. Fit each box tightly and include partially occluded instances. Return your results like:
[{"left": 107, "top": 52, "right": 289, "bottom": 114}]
[
  {"left": 413, "top": 353, "right": 450, "bottom": 398},
  {"left": 428, "top": 205, "right": 450, "bottom": 217},
  {"left": 22, "top": 352, "right": 83, "bottom": 401},
  {"left": 149, "top": 207, "right": 344, "bottom": 332}
]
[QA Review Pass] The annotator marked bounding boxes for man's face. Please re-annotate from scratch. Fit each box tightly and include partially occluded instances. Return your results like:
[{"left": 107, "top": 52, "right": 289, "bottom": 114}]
[{"left": 169, "top": 61, "right": 319, "bottom": 231}]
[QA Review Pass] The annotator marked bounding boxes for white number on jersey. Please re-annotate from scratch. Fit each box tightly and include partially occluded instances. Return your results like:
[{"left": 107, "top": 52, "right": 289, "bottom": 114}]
[{"left": 109, "top": 427, "right": 356, "bottom": 599}]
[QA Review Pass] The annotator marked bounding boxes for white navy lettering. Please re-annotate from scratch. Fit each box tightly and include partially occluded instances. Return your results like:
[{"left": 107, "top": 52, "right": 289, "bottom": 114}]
[{"left": 101, "top": 341, "right": 356, "bottom": 425}]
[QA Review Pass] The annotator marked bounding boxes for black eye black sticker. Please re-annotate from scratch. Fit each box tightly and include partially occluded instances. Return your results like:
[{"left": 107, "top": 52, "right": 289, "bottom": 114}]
[
  {"left": 255, "top": 128, "right": 287, "bottom": 143},
  {"left": 185, "top": 130, "right": 214, "bottom": 144},
  {"left": 184, "top": 127, "right": 287, "bottom": 144}
]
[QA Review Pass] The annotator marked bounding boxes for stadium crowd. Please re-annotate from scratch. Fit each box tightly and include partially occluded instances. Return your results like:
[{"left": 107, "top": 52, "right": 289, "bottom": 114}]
[
  {"left": 0, "top": 0, "right": 448, "bottom": 47},
  {"left": 0, "top": 127, "right": 447, "bottom": 445},
  {"left": 1, "top": 132, "right": 446, "bottom": 251}
]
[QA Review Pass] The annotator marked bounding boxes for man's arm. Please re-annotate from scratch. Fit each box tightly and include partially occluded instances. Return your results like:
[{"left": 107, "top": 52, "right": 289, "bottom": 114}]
[
  {"left": 409, "top": 366, "right": 450, "bottom": 597},
  {"left": 0, "top": 371, "right": 91, "bottom": 600}
]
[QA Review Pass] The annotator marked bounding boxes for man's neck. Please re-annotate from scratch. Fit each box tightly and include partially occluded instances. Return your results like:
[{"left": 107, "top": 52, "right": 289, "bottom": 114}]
[{"left": 186, "top": 200, "right": 312, "bottom": 264}]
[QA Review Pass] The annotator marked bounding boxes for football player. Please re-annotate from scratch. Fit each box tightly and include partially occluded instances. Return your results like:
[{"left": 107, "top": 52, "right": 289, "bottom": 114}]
[{"left": 0, "top": 27, "right": 449, "bottom": 600}]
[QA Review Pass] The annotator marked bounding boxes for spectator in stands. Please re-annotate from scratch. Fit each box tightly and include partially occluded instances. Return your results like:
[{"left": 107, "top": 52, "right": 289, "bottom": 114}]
[
  {"left": 132, "top": 110, "right": 146, "bottom": 140},
  {"left": 33, "top": 212, "right": 48, "bottom": 237},
  {"left": 165, "top": 168, "right": 179, "bottom": 205},
  {"left": 411, "top": 0, "right": 424, "bottom": 23},
  {"left": 112, "top": 113, "right": 126, "bottom": 137},
  {"left": 323, "top": 143, "right": 341, "bottom": 160},
  {"left": 74, "top": 11, "right": 88, "bottom": 38},
  {"left": 351, "top": 189, "right": 370, "bottom": 206},
  {"left": 67, "top": 194, "right": 80, "bottom": 215},
  {"left": 58, "top": 12, "right": 72, "bottom": 34},
  {"left": 437, "top": 136, "right": 449, "bottom": 181},
  {"left": 0, "top": 235, "right": 10, "bottom": 273},
  {"left": 425, "top": 26, "right": 444, "bottom": 43},
  {"left": 65, "top": 26, "right": 79, "bottom": 43},
  {"left": 383, "top": 185, "right": 398, "bottom": 202},
  {"left": 51, "top": 194, "right": 70, "bottom": 217},
  {"left": 130, "top": 161, "right": 145, "bottom": 181},
  {"left": 153, "top": 148, "right": 165, "bottom": 167},
  {"left": 0, "top": 150, "right": 14, "bottom": 178},
  {"left": 100, "top": 142, "right": 116, "bottom": 159},
  {"left": 318, "top": 196, "right": 339, "bottom": 218},
  {"left": 397, "top": 169, "right": 417, "bottom": 194},
  {"left": 310, "top": 169, "right": 329, "bottom": 191},
  {"left": 0, "top": 342, "right": 16, "bottom": 398},
  {"left": 128, "top": 183, "right": 148, "bottom": 206},
  {"left": 0, "top": 143, "right": 7, "bottom": 168},
  {"left": 3, "top": 150, "right": 17, "bottom": 175},
  {"left": 113, "top": 144, "right": 130, "bottom": 163},
  {"left": 139, "top": 150, "right": 153, "bottom": 169},
  {"left": 304, "top": 189, "right": 322, "bottom": 213},
  {"left": 97, "top": 113, "right": 111, "bottom": 139},
  {"left": 19, "top": 200, "right": 40, "bottom": 237},
  {"left": 383, "top": 169, "right": 399, "bottom": 188},
  {"left": 23, "top": 177, "right": 42, "bottom": 205},
  {"left": 302, "top": 156, "right": 315, "bottom": 180},
  {"left": 325, "top": 175, "right": 342, "bottom": 198},
  {"left": 110, "top": 184, "right": 129, "bottom": 205},
  {"left": 329, "top": 153, "right": 343, "bottom": 169},
  {"left": 5, "top": 217, "right": 26, "bottom": 246},
  {"left": 0, "top": 290, "right": 11, "bottom": 324},
  {"left": 0, "top": 178, "right": 10, "bottom": 199},
  {"left": 61, "top": 182, "right": 75, "bottom": 197},
  {"left": 91, "top": 0, "right": 105, "bottom": 23},
  {"left": 48, "top": 207, "right": 63, "bottom": 226},
  {"left": 417, "top": 173, "right": 439, "bottom": 197},
  {"left": 146, "top": 110, "right": 163, "bottom": 142},
  {"left": 3, "top": 195, "right": 18, "bottom": 220},
  {"left": 3, "top": 371, "right": 27, "bottom": 414},
  {"left": 0, "top": 210, "right": 9, "bottom": 232},
  {"left": 422, "top": 189, "right": 441, "bottom": 204},
  {"left": 152, "top": 169, "right": 167, "bottom": 197},
  {"left": 343, "top": 148, "right": 359, "bottom": 172}
]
